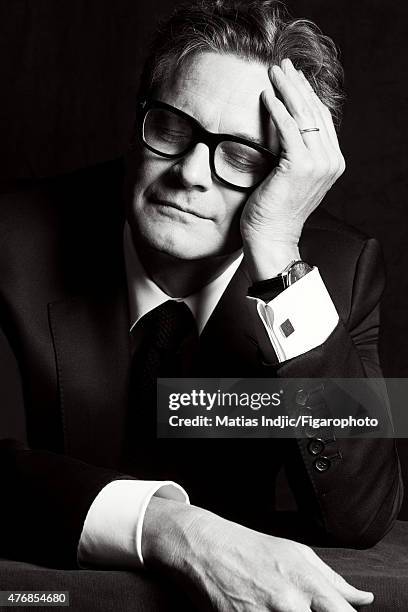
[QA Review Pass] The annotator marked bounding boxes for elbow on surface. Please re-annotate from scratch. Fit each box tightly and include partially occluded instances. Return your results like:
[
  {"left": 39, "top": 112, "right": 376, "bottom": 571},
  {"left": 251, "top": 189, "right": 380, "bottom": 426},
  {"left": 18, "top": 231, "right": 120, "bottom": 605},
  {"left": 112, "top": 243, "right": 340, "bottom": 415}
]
[
  {"left": 326, "top": 511, "right": 400, "bottom": 550},
  {"left": 325, "top": 471, "right": 404, "bottom": 549}
]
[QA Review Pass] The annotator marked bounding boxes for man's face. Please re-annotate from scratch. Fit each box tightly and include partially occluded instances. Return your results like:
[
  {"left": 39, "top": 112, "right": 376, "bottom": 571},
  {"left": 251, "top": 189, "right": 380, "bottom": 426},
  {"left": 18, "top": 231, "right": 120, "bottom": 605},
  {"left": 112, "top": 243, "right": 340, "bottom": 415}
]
[{"left": 127, "top": 52, "right": 279, "bottom": 260}]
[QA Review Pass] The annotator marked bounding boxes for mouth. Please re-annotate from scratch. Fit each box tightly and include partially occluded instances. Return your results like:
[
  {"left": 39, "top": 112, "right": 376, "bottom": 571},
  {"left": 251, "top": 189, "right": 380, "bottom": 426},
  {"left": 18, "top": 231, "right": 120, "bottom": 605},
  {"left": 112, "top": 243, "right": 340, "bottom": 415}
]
[{"left": 149, "top": 196, "right": 210, "bottom": 220}]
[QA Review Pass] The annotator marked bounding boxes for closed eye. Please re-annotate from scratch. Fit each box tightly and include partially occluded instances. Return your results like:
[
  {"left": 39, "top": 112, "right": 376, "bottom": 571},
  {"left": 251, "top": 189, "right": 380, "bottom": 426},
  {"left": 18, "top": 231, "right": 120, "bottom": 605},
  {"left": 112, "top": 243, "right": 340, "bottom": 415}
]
[
  {"left": 218, "top": 142, "right": 269, "bottom": 173},
  {"left": 153, "top": 126, "right": 190, "bottom": 143}
]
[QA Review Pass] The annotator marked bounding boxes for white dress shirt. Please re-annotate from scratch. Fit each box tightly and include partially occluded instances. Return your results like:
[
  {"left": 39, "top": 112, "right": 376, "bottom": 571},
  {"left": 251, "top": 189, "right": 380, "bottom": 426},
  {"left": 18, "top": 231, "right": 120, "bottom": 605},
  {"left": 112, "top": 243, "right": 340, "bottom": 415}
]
[{"left": 78, "top": 222, "right": 338, "bottom": 568}]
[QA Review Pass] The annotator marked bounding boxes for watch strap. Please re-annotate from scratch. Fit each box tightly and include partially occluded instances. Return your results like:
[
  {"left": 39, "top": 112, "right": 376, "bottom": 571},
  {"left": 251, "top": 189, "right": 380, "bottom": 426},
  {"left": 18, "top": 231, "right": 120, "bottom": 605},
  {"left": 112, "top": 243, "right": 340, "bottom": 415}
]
[
  {"left": 247, "top": 276, "right": 285, "bottom": 302},
  {"left": 247, "top": 260, "right": 313, "bottom": 301}
]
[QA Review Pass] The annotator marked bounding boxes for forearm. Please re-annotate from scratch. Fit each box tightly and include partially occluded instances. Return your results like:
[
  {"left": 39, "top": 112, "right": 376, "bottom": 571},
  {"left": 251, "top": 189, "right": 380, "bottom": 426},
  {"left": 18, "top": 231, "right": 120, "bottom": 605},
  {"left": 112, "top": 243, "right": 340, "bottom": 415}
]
[
  {"left": 268, "top": 235, "right": 403, "bottom": 545},
  {"left": 278, "top": 323, "right": 403, "bottom": 547},
  {"left": 0, "top": 439, "right": 127, "bottom": 568}
]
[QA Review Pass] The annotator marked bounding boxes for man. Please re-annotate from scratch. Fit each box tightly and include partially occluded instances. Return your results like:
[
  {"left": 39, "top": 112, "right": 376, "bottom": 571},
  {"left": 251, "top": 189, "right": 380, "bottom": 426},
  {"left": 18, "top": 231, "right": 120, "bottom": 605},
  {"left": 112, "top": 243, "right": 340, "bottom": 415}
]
[{"left": 0, "top": 1, "right": 402, "bottom": 610}]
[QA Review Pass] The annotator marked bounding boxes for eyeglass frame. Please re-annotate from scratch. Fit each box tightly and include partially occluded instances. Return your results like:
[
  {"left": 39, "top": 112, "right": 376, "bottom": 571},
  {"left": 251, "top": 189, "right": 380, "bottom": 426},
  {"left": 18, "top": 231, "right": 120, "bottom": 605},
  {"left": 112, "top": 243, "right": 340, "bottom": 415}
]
[{"left": 135, "top": 97, "right": 279, "bottom": 192}]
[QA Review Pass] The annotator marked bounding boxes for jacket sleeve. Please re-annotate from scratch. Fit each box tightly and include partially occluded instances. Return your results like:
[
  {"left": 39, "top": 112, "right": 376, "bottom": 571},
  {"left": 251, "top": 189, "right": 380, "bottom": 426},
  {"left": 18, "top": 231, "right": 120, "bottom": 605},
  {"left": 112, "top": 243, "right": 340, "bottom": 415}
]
[
  {"left": 0, "top": 315, "right": 128, "bottom": 569},
  {"left": 0, "top": 437, "right": 130, "bottom": 568},
  {"left": 277, "top": 237, "right": 403, "bottom": 548}
]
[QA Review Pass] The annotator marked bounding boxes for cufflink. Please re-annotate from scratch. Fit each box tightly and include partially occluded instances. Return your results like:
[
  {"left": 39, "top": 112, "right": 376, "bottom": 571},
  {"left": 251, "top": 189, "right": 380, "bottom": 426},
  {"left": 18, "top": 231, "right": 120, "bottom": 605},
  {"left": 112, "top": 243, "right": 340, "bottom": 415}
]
[{"left": 280, "top": 318, "right": 294, "bottom": 338}]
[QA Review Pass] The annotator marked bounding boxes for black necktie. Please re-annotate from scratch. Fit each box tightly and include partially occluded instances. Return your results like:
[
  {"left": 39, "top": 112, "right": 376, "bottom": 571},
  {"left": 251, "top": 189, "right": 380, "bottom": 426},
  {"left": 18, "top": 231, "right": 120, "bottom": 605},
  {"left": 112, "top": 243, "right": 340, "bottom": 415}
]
[
  {"left": 123, "top": 300, "right": 199, "bottom": 469},
  {"left": 132, "top": 299, "right": 199, "bottom": 380}
]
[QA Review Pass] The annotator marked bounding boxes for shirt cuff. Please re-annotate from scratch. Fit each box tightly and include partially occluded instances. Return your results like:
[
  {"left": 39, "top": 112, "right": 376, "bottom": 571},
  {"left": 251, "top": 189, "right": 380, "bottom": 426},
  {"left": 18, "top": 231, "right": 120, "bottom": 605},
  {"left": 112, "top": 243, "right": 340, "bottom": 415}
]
[
  {"left": 247, "top": 267, "right": 339, "bottom": 363},
  {"left": 77, "top": 479, "right": 189, "bottom": 569}
]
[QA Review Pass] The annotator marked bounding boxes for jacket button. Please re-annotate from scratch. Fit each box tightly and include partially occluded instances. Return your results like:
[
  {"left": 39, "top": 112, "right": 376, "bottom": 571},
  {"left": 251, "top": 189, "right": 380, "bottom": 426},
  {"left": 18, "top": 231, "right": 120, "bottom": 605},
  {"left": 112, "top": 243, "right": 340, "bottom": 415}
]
[
  {"left": 295, "top": 389, "right": 308, "bottom": 406},
  {"left": 308, "top": 439, "right": 325, "bottom": 456},
  {"left": 313, "top": 457, "right": 331, "bottom": 472}
]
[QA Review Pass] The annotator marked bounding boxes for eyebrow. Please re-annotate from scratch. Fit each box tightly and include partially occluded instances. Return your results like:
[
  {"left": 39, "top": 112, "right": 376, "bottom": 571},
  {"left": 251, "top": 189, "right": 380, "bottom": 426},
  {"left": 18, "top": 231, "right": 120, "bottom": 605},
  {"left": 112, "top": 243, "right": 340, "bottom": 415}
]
[
  {"left": 177, "top": 105, "right": 265, "bottom": 146},
  {"left": 155, "top": 99, "right": 267, "bottom": 148},
  {"left": 231, "top": 132, "right": 265, "bottom": 147}
]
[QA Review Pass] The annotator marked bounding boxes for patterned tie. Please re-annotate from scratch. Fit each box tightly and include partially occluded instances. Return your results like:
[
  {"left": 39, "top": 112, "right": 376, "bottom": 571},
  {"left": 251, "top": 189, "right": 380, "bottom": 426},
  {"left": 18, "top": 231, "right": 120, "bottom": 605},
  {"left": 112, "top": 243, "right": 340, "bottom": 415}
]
[{"left": 123, "top": 300, "right": 199, "bottom": 469}]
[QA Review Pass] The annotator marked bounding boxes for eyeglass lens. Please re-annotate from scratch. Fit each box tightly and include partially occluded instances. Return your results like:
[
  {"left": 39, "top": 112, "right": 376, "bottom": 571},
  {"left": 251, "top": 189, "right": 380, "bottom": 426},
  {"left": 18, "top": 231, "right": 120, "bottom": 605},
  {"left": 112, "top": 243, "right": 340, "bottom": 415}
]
[{"left": 143, "top": 107, "right": 273, "bottom": 189}]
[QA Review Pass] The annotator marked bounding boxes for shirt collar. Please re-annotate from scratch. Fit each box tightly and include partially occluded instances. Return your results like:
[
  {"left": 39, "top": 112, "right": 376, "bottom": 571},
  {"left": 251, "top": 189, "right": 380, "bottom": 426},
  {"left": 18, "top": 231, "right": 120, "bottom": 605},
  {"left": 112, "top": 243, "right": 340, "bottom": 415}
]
[{"left": 124, "top": 222, "right": 243, "bottom": 334}]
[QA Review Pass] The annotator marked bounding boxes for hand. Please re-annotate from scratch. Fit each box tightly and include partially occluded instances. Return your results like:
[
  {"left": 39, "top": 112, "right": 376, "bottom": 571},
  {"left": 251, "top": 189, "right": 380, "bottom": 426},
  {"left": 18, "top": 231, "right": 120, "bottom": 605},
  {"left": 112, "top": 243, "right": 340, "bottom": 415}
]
[
  {"left": 240, "top": 58, "right": 345, "bottom": 281},
  {"left": 143, "top": 498, "right": 373, "bottom": 612}
]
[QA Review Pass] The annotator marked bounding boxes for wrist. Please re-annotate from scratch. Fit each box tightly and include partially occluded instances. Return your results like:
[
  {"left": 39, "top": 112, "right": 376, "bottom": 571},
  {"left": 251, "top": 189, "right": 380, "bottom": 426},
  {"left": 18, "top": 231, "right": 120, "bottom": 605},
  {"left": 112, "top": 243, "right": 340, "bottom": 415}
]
[
  {"left": 142, "top": 496, "right": 211, "bottom": 573},
  {"left": 243, "top": 240, "right": 300, "bottom": 282}
]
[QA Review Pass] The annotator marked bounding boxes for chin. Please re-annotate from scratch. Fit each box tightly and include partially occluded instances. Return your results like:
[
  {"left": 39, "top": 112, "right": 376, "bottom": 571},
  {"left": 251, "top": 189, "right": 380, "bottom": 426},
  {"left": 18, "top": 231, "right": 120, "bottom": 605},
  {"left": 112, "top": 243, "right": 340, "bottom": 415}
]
[
  {"left": 135, "top": 222, "right": 218, "bottom": 260},
  {"left": 128, "top": 205, "right": 242, "bottom": 260},
  {"left": 153, "top": 238, "right": 225, "bottom": 261}
]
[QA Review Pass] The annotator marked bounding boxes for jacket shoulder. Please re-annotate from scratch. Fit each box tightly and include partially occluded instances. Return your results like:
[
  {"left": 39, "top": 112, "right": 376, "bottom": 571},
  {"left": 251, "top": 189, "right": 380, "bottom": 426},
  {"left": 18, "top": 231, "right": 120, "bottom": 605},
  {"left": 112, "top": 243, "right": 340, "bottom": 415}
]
[
  {"left": 301, "top": 208, "right": 382, "bottom": 263},
  {"left": 300, "top": 208, "right": 384, "bottom": 323},
  {"left": 304, "top": 208, "right": 374, "bottom": 246}
]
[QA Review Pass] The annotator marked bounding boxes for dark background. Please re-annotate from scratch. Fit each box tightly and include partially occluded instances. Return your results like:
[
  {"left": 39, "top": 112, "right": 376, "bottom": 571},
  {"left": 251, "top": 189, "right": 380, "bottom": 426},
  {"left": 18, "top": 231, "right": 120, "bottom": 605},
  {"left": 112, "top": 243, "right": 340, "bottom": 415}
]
[{"left": 1, "top": 0, "right": 408, "bottom": 509}]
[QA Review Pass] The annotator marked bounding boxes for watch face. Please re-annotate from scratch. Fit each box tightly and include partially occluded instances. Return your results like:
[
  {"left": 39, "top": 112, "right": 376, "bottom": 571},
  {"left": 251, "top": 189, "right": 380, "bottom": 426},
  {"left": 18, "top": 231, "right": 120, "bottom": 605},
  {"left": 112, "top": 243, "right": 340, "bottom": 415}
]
[{"left": 287, "top": 261, "right": 313, "bottom": 286}]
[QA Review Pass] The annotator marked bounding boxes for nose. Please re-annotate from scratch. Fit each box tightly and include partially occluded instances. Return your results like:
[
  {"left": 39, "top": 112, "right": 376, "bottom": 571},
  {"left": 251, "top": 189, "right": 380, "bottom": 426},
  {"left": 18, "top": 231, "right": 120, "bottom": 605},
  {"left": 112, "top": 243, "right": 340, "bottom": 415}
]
[{"left": 174, "top": 143, "right": 213, "bottom": 191}]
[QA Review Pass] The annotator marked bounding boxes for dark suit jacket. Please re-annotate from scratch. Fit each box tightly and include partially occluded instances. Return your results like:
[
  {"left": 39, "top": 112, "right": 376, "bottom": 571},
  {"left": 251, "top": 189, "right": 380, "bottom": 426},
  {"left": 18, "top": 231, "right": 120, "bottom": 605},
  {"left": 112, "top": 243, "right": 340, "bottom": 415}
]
[{"left": 0, "top": 160, "right": 403, "bottom": 568}]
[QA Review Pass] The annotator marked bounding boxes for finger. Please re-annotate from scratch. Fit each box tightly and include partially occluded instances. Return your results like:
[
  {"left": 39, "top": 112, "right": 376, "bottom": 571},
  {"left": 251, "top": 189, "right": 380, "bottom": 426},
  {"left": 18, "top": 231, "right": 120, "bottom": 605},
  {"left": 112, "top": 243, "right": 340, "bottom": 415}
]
[
  {"left": 269, "top": 63, "right": 322, "bottom": 152},
  {"left": 281, "top": 58, "right": 317, "bottom": 122},
  {"left": 275, "top": 588, "right": 312, "bottom": 612},
  {"left": 296, "top": 70, "right": 346, "bottom": 176},
  {"left": 294, "top": 69, "right": 332, "bottom": 149},
  {"left": 285, "top": 64, "right": 334, "bottom": 159},
  {"left": 305, "top": 550, "right": 374, "bottom": 605},
  {"left": 327, "top": 570, "right": 374, "bottom": 606},
  {"left": 312, "top": 589, "right": 357, "bottom": 612},
  {"left": 298, "top": 70, "right": 341, "bottom": 150},
  {"left": 277, "top": 61, "right": 340, "bottom": 181},
  {"left": 271, "top": 62, "right": 328, "bottom": 162},
  {"left": 261, "top": 87, "right": 306, "bottom": 155},
  {"left": 304, "top": 573, "right": 357, "bottom": 612},
  {"left": 280, "top": 603, "right": 311, "bottom": 612}
]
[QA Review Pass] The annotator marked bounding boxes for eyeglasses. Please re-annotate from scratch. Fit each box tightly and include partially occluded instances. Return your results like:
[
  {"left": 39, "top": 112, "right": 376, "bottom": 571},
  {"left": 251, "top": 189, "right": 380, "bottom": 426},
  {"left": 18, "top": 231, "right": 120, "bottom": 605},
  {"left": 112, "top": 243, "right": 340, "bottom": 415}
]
[{"left": 137, "top": 98, "right": 279, "bottom": 192}]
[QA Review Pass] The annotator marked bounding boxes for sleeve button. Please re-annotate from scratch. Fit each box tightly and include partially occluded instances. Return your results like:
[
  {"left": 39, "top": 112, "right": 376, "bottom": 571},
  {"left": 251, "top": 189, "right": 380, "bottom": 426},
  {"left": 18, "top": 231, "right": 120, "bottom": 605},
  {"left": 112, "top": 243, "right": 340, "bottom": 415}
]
[
  {"left": 314, "top": 457, "right": 331, "bottom": 472},
  {"left": 308, "top": 439, "right": 325, "bottom": 456},
  {"left": 295, "top": 389, "right": 309, "bottom": 406}
]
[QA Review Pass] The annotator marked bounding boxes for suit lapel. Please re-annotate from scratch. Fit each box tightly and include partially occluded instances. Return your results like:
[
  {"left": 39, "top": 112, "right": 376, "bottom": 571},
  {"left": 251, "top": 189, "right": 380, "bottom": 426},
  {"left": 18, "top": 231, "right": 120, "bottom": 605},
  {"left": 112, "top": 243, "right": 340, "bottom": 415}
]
[
  {"left": 199, "top": 263, "right": 273, "bottom": 376},
  {"left": 48, "top": 286, "right": 130, "bottom": 468},
  {"left": 46, "top": 253, "right": 276, "bottom": 467}
]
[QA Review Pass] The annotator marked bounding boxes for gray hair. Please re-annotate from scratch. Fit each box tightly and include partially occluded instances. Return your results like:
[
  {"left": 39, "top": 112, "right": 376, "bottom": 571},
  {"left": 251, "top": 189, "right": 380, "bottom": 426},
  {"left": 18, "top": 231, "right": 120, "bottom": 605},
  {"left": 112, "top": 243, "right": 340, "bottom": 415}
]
[{"left": 139, "top": 0, "right": 345, "bottom": 126}]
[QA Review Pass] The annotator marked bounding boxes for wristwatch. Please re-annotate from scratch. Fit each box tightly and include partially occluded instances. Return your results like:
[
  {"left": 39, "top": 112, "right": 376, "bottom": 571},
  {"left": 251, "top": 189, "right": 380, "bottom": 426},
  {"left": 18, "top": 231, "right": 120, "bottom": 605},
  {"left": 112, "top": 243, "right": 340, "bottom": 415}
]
[{"left": 248, "top": 260, "right": 313, "bottom": 301}]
